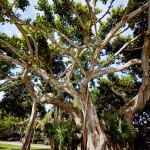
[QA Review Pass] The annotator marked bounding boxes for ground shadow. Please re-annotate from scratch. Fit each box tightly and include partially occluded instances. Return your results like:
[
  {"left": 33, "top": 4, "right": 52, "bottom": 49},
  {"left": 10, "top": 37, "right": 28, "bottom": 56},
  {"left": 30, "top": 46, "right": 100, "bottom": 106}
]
[{"left": 0, "top": 146, "right": 6, "bottom": 149}]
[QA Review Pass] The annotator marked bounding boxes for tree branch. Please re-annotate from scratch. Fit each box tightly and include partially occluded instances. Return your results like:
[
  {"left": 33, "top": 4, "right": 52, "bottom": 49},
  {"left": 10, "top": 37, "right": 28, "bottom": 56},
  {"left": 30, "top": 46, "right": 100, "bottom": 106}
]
[
  {"left": 15, "top": 23, "right": 34, "bottom": 61},
  {"left": 100, "top": 33, "right": 144, "bottom": 69},
  {"left": 115, "top": 24, "right": 150, "bottom": 120},
  {"left": 44, "top": 27, "right": 82, "bottom": 49},
  {"left": 93, "top": 2, "right": 148, "bottom": 64},
  {"left": 0, "top": 53, "right": 25, "bottom": 67},
  {"left": 41, "top": 94, "right": 78, "bottom": 116},
  {"left": 91, "top": 59, "right": 141, "bottom": 79},
  {"left": 10, "top": 15, "right": 71, "bottom": 54},
  {"left": 0, "top": 39, "right": 27, "bottom": 60},
  {"left": 85, "top": 0, "right": 98, "bottom": 40},
  {"left": 6, "top": 15, "right": 87, "bottom": 77},
  {"left": 114, "top": 26, "right": 130, "bottom": 37},
  {"left": 98, "top": 0, "right": 115, "bottom": 21},
  {"left": 56, "top": 65, "right": 72, "bottom": 80},
  {"left": 123, "top": 0, "right": 132, "bottom": 19},
  {"left": 111, "top": 87, "right": 128, "bottom": 101},
  {"left": 27, "top": 34, "right": 38, "bottom": 63},
  {"left": 125, "top": 47, "right": 143, "bottom": 51},
  {"left": 22, "top": 66, "right": 38, "bottom": 102},
  {"left": 66, "top": 0, "right": 85, "bottom": 29}
]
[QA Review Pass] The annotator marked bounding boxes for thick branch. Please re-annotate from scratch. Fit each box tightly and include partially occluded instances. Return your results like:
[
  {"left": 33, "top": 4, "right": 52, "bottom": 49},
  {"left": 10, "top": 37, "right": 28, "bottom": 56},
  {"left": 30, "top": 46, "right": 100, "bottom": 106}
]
[
  {"left": 21, "top": 101, "right": 36, "bottom": 150},
  {"left": 41, "top": 94, "right": 78, "bottom": 116},
  {"left": 28, "top": 34, "right": 38, "bottom": 62},
  {"left": 120, "top": 1, "right": 150, "bottom": 121},
  {"left": 123, "top": 0, "right": 132, "bottom": 18},
  {"left": 65, "top": 61, "right": 76, "bottom": 84},
  {"left": 91, "top": 59, "right": 141, "bottom": 79},
  {"left": 93, "top": 2, "right": 148, "bottom": 63},
  {"left": 100, "top": 33, "right": 144, "bottom": 68},
  {"left": 22, "top": 66, "right": 38, "bottom": 102},
  {"left": 111, "top": 87, "right": 128, "bottom": 101},
  {"left": 85, "top": 0, "right": 98, "bottom": 40},
  {"left": 15, "top": 24, "right": 34, "bottom": 61},
  {"left": 33, "top": 82, "right": 81, "bottom": 123}
]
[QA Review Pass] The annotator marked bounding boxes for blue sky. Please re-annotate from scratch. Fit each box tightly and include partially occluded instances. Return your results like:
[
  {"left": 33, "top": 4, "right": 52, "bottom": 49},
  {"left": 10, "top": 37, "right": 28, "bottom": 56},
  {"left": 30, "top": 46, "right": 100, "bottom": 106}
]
[{"left": 0, "top": 0, "right": 129, "bottom": 100}]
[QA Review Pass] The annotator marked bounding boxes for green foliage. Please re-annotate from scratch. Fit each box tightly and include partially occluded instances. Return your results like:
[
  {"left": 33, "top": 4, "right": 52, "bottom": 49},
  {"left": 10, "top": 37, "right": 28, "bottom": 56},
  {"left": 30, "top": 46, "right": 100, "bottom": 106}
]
[
  {"left": 101, "top": 108, "right": 135, "bottom": 145},
  {"left": 0, "top": 60, "right": 14, "bottom": 79},
  {"left": 91, "top": 77, "right": 123, "bottom": 115},
  {"left": 0, "top": 111, "right": 25, "bottom": 140},
  {"left": 35, "top": 0, "right": 54, "bottom": 23},
  {"left": 0, "top": 0, "right": 149, "bottom": 147},
  {"left": 0, "top": 82, "right": 31, "bottom": 117},
  {"left": 0, "top": 82, "right": 46, "bottom": 118},
  {"left": 0, "top": 33, "right": 28, "bottom": 61},
  {"left": 13, "top": 0, "right": 30, "bottom": 11},
  {"left": 40, "top": 110, "right": 81, "bottom": 150},
  {"left": 92, "top": 75, "right": 141, "bottom": 117},
  {"left": 43, "top": 121, "right": 81, "bottom": 150},
  {"left": 53, "top": 0, "right": 73, "bottom": 24},
  {"left": 98, "top": 5, "right": 125, "bottom": 40}
]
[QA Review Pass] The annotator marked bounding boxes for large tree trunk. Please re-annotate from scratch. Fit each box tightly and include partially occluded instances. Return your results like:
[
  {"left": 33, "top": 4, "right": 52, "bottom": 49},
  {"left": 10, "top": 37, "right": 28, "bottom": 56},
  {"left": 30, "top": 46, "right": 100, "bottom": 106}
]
[
  {"left": 21, "top": 101, "right": 37, "bottom": 150},
  {"left": 81, "top": 96, "right": 112, "bottom": 150},
  {"left": 120, "top": 1, "right": 150, "bottom": 122}
]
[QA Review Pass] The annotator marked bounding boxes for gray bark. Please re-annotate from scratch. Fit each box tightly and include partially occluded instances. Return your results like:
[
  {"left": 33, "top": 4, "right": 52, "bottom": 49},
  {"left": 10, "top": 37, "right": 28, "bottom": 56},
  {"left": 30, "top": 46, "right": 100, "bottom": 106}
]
[
  {"left": 120, "top": 1, "right": 150, "bottom": 122},
  {"left": 21, "top": 101, "right": 36, "bottom": 150},
  {"left": 80, "top": 95, "right": 112, "bottom": 150}
]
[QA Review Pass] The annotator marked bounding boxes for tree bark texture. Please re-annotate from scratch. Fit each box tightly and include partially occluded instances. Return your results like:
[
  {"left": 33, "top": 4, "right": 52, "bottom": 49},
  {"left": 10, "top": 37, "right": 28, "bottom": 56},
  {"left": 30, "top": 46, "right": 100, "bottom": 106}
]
[
  {"left": 121, "top": 1, "right": 150, "bottom": 122},
  {"left": 80, "top": 96, "right": 112, "bottom": 150},
  {"left": 21, "top": 101, "right": 37, "bottom": 150}
]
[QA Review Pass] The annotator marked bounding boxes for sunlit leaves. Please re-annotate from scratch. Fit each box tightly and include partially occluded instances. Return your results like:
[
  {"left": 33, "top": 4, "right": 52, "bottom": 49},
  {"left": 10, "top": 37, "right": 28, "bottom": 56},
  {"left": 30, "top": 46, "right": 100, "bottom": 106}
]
[
  {"left": 36, "top": 0, "right": 54, "bottom": 23},
  {"left": 98, "top": 5, "right": 125, "bottom": 39}
]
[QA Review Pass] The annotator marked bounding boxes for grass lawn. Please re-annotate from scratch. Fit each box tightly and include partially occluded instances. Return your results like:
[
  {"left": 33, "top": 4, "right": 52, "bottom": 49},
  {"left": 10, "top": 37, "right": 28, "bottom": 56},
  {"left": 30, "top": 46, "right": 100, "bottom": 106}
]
[{"left": 0, "top": 143, "right": 49, "bottom": 150}]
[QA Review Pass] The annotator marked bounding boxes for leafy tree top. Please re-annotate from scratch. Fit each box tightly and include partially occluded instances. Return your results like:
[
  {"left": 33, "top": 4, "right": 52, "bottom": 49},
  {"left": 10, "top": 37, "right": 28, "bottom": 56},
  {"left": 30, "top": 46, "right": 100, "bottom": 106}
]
[{"left": 0, "top": 0, "right": 149, "bottom": 117}]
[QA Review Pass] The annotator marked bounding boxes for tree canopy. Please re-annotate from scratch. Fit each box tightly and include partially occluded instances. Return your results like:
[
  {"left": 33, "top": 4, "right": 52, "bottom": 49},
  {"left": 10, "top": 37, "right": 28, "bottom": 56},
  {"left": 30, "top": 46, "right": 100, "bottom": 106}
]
[{"left": 0, "top": 0, "right": 150, "bottom": 149}]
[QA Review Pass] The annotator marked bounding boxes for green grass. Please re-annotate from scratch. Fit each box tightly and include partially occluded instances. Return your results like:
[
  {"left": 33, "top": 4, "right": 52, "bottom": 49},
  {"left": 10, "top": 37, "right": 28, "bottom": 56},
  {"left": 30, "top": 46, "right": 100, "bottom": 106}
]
[{"left": 0, "top": 143, "right": 49, "bottom": 150}]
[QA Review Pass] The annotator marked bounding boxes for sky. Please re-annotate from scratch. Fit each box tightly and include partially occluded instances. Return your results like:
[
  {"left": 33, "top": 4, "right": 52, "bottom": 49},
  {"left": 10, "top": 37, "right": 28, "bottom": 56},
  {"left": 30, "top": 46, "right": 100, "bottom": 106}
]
[{"left": 0, "top": 0, "right": 129, "bottom": 100}]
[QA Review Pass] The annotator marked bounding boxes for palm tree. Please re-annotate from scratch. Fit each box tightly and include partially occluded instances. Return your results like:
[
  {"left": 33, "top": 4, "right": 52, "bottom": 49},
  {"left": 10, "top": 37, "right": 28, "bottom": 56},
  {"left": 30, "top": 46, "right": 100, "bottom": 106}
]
[
  {"left": 40, "top": 109, "right": 81, "bottom": 150},
  {"left": 101, "top": 108, "right": 135, "bottom": 150}
]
